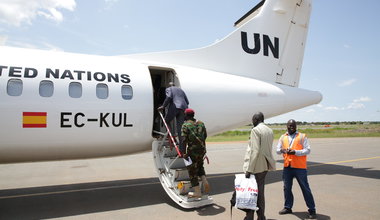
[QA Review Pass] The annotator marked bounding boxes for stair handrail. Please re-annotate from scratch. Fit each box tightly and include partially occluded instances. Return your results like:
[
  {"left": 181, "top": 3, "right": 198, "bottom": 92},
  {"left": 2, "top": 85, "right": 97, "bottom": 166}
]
[{"left": 158, "top": 110, "right": 182, "bottom": 157}]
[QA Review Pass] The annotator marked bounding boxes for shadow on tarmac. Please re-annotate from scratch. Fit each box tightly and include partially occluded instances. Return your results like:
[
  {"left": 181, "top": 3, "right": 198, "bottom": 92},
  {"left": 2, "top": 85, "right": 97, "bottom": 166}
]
[
  {"left": 0, "top": 161, "right": 378, "bottom": 219},
  {"left": 291, "top": 211, "right": 331, "bottom": 220}
]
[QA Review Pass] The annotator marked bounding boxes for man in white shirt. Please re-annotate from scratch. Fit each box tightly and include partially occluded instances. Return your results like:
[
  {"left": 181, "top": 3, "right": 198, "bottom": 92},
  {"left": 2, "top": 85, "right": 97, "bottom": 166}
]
[{"left": 276, "top": 119, "right": 316, "bottom": 219}]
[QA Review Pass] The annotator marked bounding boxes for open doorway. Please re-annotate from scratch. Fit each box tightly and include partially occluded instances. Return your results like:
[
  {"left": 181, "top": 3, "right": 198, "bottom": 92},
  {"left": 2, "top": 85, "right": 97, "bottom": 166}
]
[{"left": 149, "top": 67, "right": 179, "bottom": 137}]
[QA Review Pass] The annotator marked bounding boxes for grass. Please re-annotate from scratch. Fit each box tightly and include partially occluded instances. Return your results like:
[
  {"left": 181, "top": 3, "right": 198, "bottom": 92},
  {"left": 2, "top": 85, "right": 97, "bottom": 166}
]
[{"left": 207, "top": 123, "right": 380, "bottom": 142}]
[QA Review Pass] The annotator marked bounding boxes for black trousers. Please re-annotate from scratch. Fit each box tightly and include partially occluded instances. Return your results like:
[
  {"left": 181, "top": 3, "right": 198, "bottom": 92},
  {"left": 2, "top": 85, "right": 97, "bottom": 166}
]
[
  {"left": 245, "top": 171, "right": 268, "bottom": 220},
  {"left": 164, "top": 106, "right": 185, "bottom": 152}
]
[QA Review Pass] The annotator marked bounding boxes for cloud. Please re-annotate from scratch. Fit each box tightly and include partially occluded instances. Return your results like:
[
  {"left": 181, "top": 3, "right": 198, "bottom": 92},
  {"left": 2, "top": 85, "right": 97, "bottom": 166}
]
[
  {"left": 343, "top": 97, "right": 371, "bottom": 110},
  {"left": 5, "top": 40, "right": 40, "bottom": 49},
  {"left": 0, "top": 0, "right": 76, "bottom": 26},
  {"left": 105, "top": 0, "right": 119, "bottom": 3},
  {"left": 347, "top": 102, "right": 365, "bottom": 109},
  {"left": 322, "top": 96, "right": 372, "bottom": 111},
  {"left": 41, "top": 42, "right": 64, "bottom": 51},
  {"left": 104, "top": 0, "right": 119, "bottom": 10},
  {"left": 1, "top": 37, "right": 63, "bottom": 51},
  {"left": 343, "top": 44, "right": 351, "bottom": 49},
  {"left": 353, "top": 97, "right": 371, "bottom": 103},
  {"left": 0, "top": 35, "right": 7, "bottom": 45},
  {"left": 338, "top": 78, "right": 357, "bottom": 87},
  {"left": 325, "top": 106, "right": 340, "bottom": 111}
]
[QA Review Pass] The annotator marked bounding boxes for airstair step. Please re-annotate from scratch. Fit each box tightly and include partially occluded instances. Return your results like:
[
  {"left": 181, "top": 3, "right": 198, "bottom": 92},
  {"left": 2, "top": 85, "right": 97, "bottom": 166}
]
[
  {"left": 163, "top": 145, "right": 178, "bottom": 158},
  {"left": 172, "top": 168, "right": 189, "bottom": 181},
  {"left": 174, "top": 180, "right": 208, "bottom": 196},
  {"left": 175, "top": 181, "right": 192, "bottom": 195},
  {"left": 153, "top": 139, "right": 213, "bottom": 208},
  {"left": 167, "top": 157, "right": 187, "bottom": 169}
]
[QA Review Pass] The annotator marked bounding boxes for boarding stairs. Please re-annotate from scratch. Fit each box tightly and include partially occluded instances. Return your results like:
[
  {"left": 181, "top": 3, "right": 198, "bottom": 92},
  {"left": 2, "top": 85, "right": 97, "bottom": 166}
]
[{"left": 152, "top": 111, "right": 213, "bottom": 209}]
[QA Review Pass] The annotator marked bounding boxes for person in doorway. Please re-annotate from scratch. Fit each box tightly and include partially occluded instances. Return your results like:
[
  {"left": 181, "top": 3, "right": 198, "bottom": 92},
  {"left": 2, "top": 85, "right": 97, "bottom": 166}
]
[
  {"left": 243, "top": 112, "right": 276, "bottom": 220},
  {"left": 158, "top": 81, "right": 189, "bottom": 153},
  {"left": 276, "top": 119, "right": 317, "bottom": 219},
  {"left": 181, "top": 108, "right": 209, "bottom": 198}
]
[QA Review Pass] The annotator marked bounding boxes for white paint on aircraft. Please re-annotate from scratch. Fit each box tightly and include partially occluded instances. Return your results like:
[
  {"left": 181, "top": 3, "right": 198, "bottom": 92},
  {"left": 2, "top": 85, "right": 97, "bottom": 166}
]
[{"left": 0, "top": 0, "right": 320, "bottom": 208}]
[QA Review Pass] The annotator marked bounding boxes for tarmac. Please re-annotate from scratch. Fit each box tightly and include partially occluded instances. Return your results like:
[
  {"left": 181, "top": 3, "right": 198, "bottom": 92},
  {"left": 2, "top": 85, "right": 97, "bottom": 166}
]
[{"left": 0, "top": 137, "right": 379, "bottom": 220}]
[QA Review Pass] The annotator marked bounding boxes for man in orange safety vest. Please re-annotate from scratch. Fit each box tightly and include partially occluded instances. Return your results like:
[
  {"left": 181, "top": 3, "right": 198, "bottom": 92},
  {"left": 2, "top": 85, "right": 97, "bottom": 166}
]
[{"left": 276, "top": 119, "right": 317, "bottom": 219}]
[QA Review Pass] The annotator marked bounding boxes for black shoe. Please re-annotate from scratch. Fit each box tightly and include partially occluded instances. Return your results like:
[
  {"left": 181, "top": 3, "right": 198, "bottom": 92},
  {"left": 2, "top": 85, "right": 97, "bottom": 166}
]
[
  {"left": 278, "top": 208, "right": 292, "bottom": 215},
  {"left": 308, "top": 213, "right": 317, "bottom": 219}
]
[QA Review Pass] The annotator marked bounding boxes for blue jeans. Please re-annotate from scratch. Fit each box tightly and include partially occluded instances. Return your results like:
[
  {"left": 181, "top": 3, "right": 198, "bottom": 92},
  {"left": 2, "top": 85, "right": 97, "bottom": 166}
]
[{"left": 283, "top": 167, "right": 316, "bottom": 213}]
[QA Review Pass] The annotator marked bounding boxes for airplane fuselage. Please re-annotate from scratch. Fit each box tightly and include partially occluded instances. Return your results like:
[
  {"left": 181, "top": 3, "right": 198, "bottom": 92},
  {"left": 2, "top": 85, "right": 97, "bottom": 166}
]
[
  {"left": 0, "top": 46, "right": 321, "bottom": 163},
  {"left": 0, "top": 0, "right": 322, "bottom": 164}
]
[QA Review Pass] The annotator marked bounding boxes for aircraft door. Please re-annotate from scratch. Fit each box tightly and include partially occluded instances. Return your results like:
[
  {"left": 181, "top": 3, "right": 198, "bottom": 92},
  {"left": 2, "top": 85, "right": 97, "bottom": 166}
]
[{"left": 149, "top": 67, "right": 179, "bottom": 137}]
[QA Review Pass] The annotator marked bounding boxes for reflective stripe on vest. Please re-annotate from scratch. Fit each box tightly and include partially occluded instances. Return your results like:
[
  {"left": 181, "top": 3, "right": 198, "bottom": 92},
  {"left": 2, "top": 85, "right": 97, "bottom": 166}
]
[{"left": 281, "top": 133, "right": 307, "bottom": 169}]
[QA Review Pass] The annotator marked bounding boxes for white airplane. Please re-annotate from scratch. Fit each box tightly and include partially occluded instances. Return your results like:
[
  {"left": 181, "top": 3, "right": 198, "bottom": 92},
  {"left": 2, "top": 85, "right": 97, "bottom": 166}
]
[{"left": 0, "top": 0, "right": 321, "bottom": 208}]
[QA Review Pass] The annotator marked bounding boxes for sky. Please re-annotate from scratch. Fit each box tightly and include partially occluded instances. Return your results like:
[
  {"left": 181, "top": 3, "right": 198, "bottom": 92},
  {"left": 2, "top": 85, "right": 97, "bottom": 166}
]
[{"left": 0, "top": 0, "right": 379, "bottom": 123}]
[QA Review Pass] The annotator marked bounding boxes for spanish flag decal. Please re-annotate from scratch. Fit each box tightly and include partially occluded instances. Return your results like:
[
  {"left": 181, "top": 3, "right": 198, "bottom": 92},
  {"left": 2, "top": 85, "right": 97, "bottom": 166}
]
[{"left": 23, "top": 112, "right": 47, "bottom": 128}]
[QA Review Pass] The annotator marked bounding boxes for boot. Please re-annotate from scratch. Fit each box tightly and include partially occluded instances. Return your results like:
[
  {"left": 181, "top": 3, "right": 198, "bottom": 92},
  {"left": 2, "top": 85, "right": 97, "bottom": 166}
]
[
  {"left": 201, "top": 175, "right": 210, "bottom": 193},
  {"left": 188, "top": 185, "right": 202, "bottom": 198}
]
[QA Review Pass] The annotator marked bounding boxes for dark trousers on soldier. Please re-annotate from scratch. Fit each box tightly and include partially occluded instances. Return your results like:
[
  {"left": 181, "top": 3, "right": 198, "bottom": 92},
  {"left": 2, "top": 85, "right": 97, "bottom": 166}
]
[
  {"left": 164, "top": 105, "right": 185, "bottom": 152},
  {"left": 245, "top": 171, "right": 268, "bottom": 220},
  {"left": 186, "top": 146, "right": 206, "bottom": 187}
]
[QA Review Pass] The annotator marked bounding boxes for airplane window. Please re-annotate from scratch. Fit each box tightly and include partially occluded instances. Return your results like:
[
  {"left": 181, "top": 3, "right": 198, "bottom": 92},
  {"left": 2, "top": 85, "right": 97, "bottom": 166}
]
[
  {"left": 7, "top": 79, "right": 23, "bottom": 96},
  {"left": 39, "top": 80, "right": 54, "bottom": 97},
  {"left": 121, "top": 85, "right": 133, "bottom": 100},
  {"left": 69, "top": 82, "right": 82, "bottom": 98},
  {"left": 96, "top": 83, "right": 108, "bottom": 99}
]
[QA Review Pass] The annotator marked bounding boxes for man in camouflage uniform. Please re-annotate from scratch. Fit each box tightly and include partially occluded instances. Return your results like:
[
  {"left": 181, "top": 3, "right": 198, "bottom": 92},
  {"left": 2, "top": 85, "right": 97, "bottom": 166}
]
[{"left": 181, "top": 108, "right": 209, "bottom": 198}]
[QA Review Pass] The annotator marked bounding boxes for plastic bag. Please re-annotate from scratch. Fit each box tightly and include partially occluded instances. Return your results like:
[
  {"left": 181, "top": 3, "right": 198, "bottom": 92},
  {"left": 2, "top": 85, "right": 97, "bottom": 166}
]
[
  {"left": 234, "top": 174, "right": 258, "bottom": 210},
  {"left": 183, "top": 157, "right": 192, "bottom": 166}
]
